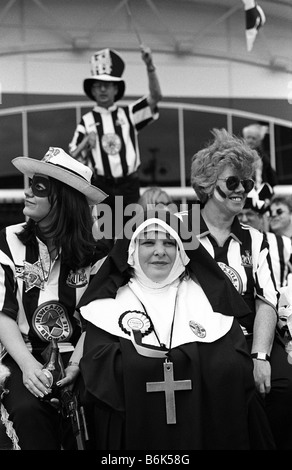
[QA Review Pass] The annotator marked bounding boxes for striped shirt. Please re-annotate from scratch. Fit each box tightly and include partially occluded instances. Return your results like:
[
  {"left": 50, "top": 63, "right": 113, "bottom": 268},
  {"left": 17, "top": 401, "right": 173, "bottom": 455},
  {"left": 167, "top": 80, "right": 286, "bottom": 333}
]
[
  {"left": 264, "top": 232, "right": 291, "bottom": 289},
  {"left": 0, "top": 223, "right": 105, "bottom": 354},
  {"left": 69, "top": 97, "right": 159, "bottom": 179},
  {"left": 178, "top": 210, "right": 279, "bottom": 334}
]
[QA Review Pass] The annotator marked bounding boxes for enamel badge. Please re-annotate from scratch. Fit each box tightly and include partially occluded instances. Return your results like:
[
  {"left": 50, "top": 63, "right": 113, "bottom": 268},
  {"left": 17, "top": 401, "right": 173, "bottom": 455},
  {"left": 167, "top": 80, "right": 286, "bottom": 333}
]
[
  {"left": 66, "top": 268, "right": 88, "bottom": 288},
  {"left": 241, "top": 250, "right": 253, "bottom": 267},
  {"left": 189, "top": 320, "right": 206, "bottom": 338},
  {"left": 16, "top": 260, "right": 49, "bottom": 292},
  {"left": 32, "top": 301, "right": 73, "bottom": 342}
]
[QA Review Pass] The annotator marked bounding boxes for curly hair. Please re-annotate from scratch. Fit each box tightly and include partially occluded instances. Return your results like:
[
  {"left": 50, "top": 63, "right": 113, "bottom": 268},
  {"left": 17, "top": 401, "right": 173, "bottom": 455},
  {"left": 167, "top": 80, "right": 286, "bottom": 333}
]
[
  {"left": 17, "top": 177, "right": 96, "bottom": 269},
  {"left": 190, "top": 128, "right": 261, "bottom": 204}
]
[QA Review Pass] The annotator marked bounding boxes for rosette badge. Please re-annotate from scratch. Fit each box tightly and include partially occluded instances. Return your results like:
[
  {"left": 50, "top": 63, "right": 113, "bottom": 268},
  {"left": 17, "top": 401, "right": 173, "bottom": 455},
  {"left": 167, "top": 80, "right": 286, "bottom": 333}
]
[{"left": 119, "top": 310, "right": 153, "bottom": 337}]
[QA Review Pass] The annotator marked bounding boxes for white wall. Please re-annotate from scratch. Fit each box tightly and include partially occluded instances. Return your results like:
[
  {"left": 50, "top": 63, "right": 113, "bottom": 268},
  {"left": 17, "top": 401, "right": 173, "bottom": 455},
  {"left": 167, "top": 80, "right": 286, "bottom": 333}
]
[{"left": 0, "top": 0, "right": 291, "bottom": 100}]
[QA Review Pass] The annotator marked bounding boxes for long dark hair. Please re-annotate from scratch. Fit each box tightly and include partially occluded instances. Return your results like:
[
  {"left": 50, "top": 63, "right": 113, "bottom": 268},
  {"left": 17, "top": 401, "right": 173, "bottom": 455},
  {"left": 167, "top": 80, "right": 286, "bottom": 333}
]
[{"left": 17, "top": 177, "right": 96, "bottom": 269}]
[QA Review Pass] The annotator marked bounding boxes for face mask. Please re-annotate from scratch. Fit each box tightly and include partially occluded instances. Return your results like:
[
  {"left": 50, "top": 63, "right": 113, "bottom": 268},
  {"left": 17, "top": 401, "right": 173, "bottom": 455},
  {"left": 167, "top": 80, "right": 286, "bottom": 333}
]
[{"left": 29, "top": 174, "right": 51, "bottom": 198}]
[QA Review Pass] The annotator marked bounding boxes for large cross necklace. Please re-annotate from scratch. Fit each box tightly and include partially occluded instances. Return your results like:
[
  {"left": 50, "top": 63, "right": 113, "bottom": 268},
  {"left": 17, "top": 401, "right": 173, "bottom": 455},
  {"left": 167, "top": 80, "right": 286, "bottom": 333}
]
[
  {"left": 139, "top": 296, "right": 192, "bottom": 425},
  {"left": 147, "top": 359, "right": 192, "bottom": 425}
]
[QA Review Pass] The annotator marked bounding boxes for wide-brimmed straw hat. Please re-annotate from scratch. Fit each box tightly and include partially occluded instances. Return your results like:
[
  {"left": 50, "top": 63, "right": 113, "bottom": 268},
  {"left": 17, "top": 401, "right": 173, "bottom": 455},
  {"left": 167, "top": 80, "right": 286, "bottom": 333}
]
[
  {"left": 12, "top": 147, "right": 108, "bottom": 205},
  {"left": 83, "top": 48, "right": 125, "bottom": 102}
]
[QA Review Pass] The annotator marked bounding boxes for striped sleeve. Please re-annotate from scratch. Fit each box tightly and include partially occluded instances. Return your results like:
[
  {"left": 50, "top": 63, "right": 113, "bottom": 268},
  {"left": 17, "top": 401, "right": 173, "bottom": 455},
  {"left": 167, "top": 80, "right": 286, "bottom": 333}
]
[
  {"left": 0, "top": 228, "right": 20, "bottom": 319},
  {"left": 265, "top": 232, "right": 291, "bottom": 288},
  {"left": 68, "top": 118, "right": 87, "bottom": 153},
  {"left": 129, "top": 96, "right": 159, "bottom": 132},
  {"left": 249, "top": 228, "right": 279, "bottom": 311}
]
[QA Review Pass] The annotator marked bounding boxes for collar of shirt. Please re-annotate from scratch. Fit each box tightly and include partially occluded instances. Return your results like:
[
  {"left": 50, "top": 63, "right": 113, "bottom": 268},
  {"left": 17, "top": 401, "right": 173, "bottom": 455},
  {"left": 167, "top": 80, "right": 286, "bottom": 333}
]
[
  {"left": 198, "top": 212, "right": 242, "bottom": 245},
  {"left": 93, "top": 104, "right": 118, "bottom": 113}
]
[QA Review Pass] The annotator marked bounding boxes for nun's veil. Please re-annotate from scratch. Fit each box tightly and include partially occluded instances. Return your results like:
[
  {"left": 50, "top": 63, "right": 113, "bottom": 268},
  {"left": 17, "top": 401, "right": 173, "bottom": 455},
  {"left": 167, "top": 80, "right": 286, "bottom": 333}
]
[{"left": 77, "top": 209, "right": 251, "bottom": 320}]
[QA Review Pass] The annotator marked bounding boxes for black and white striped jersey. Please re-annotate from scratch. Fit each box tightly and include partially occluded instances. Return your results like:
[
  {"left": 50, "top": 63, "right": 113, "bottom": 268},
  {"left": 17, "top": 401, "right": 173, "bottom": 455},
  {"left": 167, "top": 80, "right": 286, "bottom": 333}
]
[
  {"left": 178, "top": 210, "right": 279, "bottom": 333},
  {"left": 69, "top": 97, "right": 159, "bottom": 179},
  {"left": 263, "top": 232, "right": 291, "bottom": 289},
  {"left": 0, "top": 223, "right": 105, "bottom": 354}
]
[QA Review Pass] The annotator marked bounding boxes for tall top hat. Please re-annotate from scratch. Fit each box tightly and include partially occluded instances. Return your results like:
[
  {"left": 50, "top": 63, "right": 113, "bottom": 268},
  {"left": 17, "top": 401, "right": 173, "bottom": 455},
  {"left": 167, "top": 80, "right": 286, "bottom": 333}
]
[{"left": 83, "top": 49, "right": 126, "bottom": 102}]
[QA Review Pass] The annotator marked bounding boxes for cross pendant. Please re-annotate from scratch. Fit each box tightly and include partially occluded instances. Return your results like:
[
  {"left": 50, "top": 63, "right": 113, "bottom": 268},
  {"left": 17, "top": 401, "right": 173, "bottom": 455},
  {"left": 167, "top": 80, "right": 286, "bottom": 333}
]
[{"left": 146, "top": 360, "right": 192, "bottom": 424}]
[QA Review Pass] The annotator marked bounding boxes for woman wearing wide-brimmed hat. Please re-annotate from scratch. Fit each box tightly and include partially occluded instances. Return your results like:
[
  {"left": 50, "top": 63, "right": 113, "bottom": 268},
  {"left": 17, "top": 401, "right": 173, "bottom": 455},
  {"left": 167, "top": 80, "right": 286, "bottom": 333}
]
[{"left": 0, "top": 147, "right": 109, "bottom": 450}]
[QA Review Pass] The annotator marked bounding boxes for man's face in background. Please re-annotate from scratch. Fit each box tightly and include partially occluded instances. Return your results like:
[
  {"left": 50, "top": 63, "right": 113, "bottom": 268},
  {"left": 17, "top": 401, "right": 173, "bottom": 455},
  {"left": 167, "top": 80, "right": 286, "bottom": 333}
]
[{"left": 244, "top": 131, "right": 262, "bottom": 150}]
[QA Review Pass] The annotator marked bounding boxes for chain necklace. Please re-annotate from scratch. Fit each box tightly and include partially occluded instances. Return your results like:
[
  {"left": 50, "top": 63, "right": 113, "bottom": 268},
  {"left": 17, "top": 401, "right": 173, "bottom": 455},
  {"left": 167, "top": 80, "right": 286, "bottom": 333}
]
[
  {"left": 139, "top": 293, "right": 178, "bottom": 351},
  {"left": 132, "top": 287, "right": 192, "bottom": 424}
]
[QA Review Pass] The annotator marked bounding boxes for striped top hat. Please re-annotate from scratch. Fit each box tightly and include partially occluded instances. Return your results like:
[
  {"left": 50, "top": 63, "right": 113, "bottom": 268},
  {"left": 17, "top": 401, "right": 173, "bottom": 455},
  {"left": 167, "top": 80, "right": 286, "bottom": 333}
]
[{"left": 83, "top": 49, "right": 125, "bottom": 102}]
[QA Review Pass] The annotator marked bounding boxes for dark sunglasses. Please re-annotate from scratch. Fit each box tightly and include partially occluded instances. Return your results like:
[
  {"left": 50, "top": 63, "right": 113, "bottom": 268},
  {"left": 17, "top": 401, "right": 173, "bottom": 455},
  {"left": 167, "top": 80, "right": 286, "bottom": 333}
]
[
  {"left": 268, "top": 208, "right": 287, "bottom": 218},
  {"left": 217, "top": 176, "right": 254, "bottom": 193},
  {"left": 28, "top": 175, "right": 51, "bottom": 198}
]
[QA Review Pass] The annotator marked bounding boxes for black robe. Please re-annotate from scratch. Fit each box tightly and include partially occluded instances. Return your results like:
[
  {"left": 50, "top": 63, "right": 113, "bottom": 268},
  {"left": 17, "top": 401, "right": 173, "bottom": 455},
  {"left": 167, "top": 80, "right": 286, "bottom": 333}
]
[
  {"left": 81, "top": 320, "right": 275, "bottom": 450},
  {"left": 77, "top": 209, "right": 275, "bottom": 450}
]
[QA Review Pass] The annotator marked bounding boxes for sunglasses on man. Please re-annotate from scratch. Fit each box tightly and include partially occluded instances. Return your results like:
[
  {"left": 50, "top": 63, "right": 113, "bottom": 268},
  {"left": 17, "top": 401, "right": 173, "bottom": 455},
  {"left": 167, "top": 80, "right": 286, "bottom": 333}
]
[
  {"left": 217, "top": 176, "right": 254, "bottom": 193},
  {"left": 268, "top": 208, "right": 289, "bottom": 218}
]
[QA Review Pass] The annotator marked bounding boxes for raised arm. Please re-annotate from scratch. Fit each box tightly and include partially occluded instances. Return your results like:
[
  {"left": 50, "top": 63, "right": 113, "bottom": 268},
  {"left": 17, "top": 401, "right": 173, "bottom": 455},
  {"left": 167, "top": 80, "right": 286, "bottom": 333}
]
[{"left": 141, "top": 44, "right": 162, "bottom": 110}]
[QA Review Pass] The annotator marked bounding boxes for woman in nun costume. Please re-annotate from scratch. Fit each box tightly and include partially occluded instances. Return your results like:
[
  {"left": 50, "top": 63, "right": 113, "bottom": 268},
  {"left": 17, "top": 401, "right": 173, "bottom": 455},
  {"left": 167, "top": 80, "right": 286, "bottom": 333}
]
[{"left": 76, "top": 209, "right": 275, "bottom": 450}]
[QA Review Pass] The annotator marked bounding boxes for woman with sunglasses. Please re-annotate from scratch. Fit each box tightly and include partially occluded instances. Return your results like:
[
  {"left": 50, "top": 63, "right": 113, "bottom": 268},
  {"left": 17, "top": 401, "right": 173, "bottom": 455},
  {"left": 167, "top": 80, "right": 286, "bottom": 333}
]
[
  {"left": 179, "top": 128, "right": 292, "bottom": 450},
  {"left": 0, "top": 147, "right": 110, "bottom": 450}
]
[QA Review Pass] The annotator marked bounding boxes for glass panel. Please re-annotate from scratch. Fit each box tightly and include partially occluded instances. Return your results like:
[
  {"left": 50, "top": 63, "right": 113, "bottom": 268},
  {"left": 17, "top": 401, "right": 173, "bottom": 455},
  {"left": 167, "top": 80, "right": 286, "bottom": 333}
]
[
  {"left": 138, "top": 108, "right": 180, "bottom": 187},
  {"left": 27, "top": 109, "right": 76, "bottom": 158},
  {"left": 0, "top": 114, "right": 24, "bottom": 188},
  {"left": 275, "top": 125, "right": 292, "bottom": 184},
  {"left": 232, "top": 117, "right": 271, "bottom": 162},
  {"left": 81, "top": 106, "right": 93, "bottom": 115},
  {"left": 0, "top": 202, "right": 25, "bottom": 229},
  {"left": 184, "top": 110, "right": 227, "bottom": 186}
]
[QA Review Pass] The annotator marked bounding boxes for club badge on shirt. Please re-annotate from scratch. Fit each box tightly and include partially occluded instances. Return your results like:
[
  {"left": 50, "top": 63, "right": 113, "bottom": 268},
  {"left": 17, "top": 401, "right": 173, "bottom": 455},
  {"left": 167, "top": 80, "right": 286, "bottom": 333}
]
[
  {"left": 32, "top": 301, "right": 73, "bottom": 342},
  {"left": 101, "top": 133, "right": 122, "bottom": 155},
  {"left": 241, "top": 250, "right": 253, "bottom": 267},
  {"left": 66, "top": 268, "right": 88, "bottom": 288},
  {"left": 15, "top": 260, "right": 49, "bottom": 292}
]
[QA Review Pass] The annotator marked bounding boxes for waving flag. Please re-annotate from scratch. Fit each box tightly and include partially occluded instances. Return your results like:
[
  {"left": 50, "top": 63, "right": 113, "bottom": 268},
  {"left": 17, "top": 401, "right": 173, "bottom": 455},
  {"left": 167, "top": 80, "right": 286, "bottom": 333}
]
[{"left": 242, "top": 0, "right": 266, "bottom": 51}]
